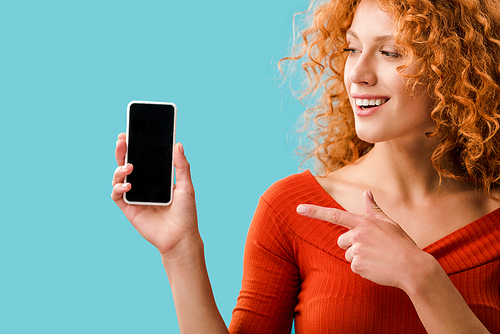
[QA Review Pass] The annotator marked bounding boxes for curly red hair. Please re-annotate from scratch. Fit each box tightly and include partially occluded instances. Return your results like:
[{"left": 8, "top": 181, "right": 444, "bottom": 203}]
[{"left": 282, "top": 0, "right": 500, "bottom": 197}]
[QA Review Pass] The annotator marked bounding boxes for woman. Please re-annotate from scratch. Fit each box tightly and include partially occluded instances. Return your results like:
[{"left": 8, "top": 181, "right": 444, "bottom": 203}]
[{"left": 111, "top": 0, "right": 500, "bottom": 332}]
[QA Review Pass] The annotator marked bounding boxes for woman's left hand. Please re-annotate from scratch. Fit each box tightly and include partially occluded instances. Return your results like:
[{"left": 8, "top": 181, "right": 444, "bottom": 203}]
[{"left": 296, "top": 191, "right": 434, "bottom": 290}]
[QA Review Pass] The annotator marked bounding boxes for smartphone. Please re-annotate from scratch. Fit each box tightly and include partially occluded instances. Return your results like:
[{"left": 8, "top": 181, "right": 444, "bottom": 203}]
[{"left": 124, "top": 101, "right": 177, "bottom": 206}]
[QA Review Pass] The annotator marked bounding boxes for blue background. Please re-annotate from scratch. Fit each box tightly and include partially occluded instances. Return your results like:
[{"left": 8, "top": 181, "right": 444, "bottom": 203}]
[{"left": 1, "top": 0, "right": 308, "bottom": 333}]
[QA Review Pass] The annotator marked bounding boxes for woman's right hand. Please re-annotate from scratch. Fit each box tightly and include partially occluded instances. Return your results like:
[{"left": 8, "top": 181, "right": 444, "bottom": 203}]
[
  {"left": 111, "top": 133, "right": 200, "bottom": 259},
  {"left": 113, "top": 133, "right": 228, "bottom": 333}
]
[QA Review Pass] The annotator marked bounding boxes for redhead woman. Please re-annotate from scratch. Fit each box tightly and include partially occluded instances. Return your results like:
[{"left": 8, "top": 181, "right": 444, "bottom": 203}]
[{"left": 112, "top": 0, "right": 500, "bottom": 332}]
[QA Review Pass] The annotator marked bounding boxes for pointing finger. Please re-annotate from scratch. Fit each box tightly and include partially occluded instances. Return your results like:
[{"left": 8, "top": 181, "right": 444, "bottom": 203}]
[{"left": 296, "top": 204, "right": 360, "bottom": 229}]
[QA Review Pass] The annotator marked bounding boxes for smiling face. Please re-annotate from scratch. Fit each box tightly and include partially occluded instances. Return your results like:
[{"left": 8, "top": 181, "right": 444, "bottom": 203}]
[{"left": 344, "top": 0, "right": 435, "bottom": 144}]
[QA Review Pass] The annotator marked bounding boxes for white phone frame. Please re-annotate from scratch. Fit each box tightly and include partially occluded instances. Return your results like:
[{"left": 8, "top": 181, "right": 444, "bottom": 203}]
[{"left": 124, "top": 100, "right": 177, "bottom": 206}]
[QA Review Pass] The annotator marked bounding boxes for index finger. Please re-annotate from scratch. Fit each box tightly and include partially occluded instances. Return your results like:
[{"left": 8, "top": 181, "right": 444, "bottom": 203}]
[
  {"left": 296, "top": 204, "right": 359, "bottom": 229},
  {"left": 115, "top": 132, "right": 127, "bottom": 166}
]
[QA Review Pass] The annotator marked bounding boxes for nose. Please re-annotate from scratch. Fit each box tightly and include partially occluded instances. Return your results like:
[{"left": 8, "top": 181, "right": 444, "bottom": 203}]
[{"left": 347, "top": 53, "right": 377, "bottom": 86}]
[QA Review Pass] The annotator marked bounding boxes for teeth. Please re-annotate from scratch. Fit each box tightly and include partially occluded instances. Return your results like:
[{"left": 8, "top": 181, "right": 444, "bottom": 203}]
[{"left": 355, "top": 98, "right": 387, "bottom": 107}]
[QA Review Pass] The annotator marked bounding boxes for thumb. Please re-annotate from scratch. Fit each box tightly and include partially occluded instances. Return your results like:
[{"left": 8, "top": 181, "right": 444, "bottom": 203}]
[
  {"left": 174, "top": 143, "right": 195, "bottom": 196},
  {"left": 363, "top": 190, "right": 392, "bottom": 222}
]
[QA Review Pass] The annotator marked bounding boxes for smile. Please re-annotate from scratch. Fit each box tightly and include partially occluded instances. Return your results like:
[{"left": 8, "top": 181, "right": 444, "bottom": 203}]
[{"left": 355, "top": 98, "right": 389, "bottom": 109}]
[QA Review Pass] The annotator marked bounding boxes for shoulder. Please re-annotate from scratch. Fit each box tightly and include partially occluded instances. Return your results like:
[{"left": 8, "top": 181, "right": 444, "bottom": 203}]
[
  {"left": 262, "top": 171, "right": 324, "bottom": 205},
  {"left": 258, "top": 170, "right": 339, "bottom": 217},
  {"left": 262, "top": 171, "right": 315, "bottom": 200},
  {"left": 250, "top": 170, "right": 349, "bottom": 259}
]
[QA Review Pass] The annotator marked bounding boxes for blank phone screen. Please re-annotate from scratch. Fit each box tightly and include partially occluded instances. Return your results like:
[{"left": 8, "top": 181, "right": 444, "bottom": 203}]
[{"left": 126, "top": 102, "right": 176, "bottom": 204}]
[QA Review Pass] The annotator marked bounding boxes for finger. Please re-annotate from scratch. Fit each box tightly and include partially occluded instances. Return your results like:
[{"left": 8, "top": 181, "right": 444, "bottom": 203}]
[
  {"left": 117, "top": 132, "right": 126, "bottom": 140},
  {"left": 296, "top": 204, "right": 359, "bottom": 229},
  {"left": 111, "top": 182, "right": 131, "bottom": 210},
  {"left": 112, "top": 163, "right": 133, "bottom": 187},
  {"left": 337, "top": 231, "right": 353, "bottom": 250},
  {"left": 173, "top": 143, "right": 195, "bottom": 197},
  {"left": 344, "top": 245, "right": 354, "bottom": 263},
  {"left": 115, "top": 135, "right": 127, "bottom": 166},
  {"left": 363, "top": 190, "right": 393, "bottom": 223}
]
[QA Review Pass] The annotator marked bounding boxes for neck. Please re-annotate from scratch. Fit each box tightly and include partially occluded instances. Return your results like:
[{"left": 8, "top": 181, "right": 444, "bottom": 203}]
[{"left": 359, "top": 138, "right": 455, "bottom": 203}]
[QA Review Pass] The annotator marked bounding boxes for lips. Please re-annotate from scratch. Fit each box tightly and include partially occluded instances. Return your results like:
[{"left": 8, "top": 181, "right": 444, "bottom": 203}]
[{"left": 351, "top": 96, "right": 390, "bottom": 116}]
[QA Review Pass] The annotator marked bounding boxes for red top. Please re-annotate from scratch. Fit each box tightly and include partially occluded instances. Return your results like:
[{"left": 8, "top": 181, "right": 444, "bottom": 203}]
[{"left": 228, "top": 171, "right": 500, "bottom": 334}]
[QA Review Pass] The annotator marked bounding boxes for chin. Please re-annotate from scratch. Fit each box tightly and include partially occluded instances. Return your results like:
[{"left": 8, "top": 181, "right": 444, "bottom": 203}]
[{"left": 355, "top": 127, "right": 388, "bottom": 144}]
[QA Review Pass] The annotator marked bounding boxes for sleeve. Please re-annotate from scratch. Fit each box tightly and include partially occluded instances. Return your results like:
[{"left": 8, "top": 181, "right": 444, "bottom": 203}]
[{"left": 228, "top": 196, "right": 300, "bottom": 334}]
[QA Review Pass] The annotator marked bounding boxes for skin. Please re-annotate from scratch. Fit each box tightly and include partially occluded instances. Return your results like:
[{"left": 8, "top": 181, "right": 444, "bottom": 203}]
[
  {"left": 111, "top": 0, "right": 498, "bottom": 332},
  {"left": 112, "top": 133, "right": 228, "bottom": 334},
  {"left": 295, "top": 194, "right": 491, "bottom": 333},
  {"left": 296, "top": 1, "right": 497, "bottom": 333}
]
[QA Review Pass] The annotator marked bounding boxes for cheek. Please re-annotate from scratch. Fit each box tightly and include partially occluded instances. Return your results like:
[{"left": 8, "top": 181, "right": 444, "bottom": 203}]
[
  {"left": 399, "top": 81, "right": 434, "bottom": 114},
  {"left": 386, "top": 73, "right": 408, "bottom": 93}
]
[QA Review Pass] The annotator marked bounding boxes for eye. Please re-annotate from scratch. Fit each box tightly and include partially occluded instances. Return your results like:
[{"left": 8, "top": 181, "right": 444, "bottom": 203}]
[
  {"left": 343, "top": 48, "right": 360, "bottom": 55},
  {"left": 380, "top": 50, "right": 402, "bottom": 58}
]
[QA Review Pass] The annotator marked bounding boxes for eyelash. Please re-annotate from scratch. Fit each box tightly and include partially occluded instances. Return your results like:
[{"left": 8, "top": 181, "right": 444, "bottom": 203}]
[
  {"left": 343, "top": 48, "right": 358, "bottom": 54},
  {"left": 380, "top": 50, "right": 402, "bottom": 58},
  {"left": 343, "top": 48, "right": 402, "bottom": 59}
]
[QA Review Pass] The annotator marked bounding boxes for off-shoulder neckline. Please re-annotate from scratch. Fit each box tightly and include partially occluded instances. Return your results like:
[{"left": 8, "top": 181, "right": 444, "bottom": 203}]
[{"left": 302, "top": 169, "right": 500, "bottom": 252}]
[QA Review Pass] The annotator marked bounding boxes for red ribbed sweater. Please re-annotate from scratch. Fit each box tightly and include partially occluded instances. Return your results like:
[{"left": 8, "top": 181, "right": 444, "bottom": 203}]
[{"left": 228, "top": 171, "right": 500, "bottom": 333}]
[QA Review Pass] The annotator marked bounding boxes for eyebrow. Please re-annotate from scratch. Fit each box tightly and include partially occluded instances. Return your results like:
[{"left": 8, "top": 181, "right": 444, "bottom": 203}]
[{"left": 346, "top": 29, "right": 395, "bottom": 42}]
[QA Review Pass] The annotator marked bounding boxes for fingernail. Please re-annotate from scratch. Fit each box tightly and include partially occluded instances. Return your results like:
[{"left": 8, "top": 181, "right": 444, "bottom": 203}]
[
  {"left": 367, "top": 190, "right": 374, "bottom": 202},
  {"left": 179, "top": 143, "right": 185, "bottom": 156},
  {"left": 122, "top": 183, "right": 129, "bottom": 188},
  {"left": 297, "top": 205, "right": 308, "bottom": 215},
  {"left": 121, "top": 164, "right": 128, "bottom": 171}
]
